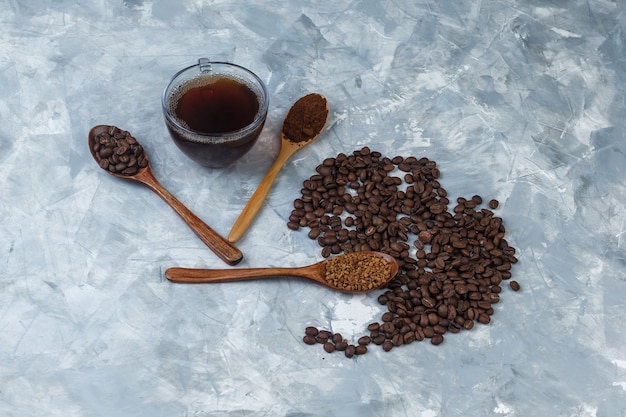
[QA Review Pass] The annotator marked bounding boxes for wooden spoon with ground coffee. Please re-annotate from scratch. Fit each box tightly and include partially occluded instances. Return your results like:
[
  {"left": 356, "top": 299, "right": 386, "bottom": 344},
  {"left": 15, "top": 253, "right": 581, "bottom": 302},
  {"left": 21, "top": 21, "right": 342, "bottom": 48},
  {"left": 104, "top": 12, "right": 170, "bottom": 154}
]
[
  {"left": 88, "top": 125, "right": 243, "bottom": 265},
  {"left": 165, "top": 251, "right": 398, "bottom": 293},
  {"left": 228, "top": 93, "right": 329, "bottom": 243}
]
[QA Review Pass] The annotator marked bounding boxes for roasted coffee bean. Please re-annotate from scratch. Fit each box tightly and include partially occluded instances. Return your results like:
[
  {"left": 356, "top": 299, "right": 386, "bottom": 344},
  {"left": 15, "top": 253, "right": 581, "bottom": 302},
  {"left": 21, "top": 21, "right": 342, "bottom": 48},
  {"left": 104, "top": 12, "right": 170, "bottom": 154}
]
[
  {"left": 381, "top": 322, "right": 395, "bottom": 334},
  {"left": 381, "top": 311, "right": 394, "bottom": 322},
  {"left": 478, "top": 313, "right": 491, "bottom": 324},
  {"left": 303, "top": 335, "right": 317, "bottom": 345},
  {"left": 422, "top": 296, "right": 436, "bottom": 308},
  {"left": 510, "top": 280, "right": 521, "bottom": 291},
  {"left": 423, "top": 327, "right": 435, "bottom": 338},
  {"left": 298, "top": 148, "right": 519, "bottom": 357},
  {"left": 358, "top": 336, "right": 371, "bottom": 346},
  {"left": 433, "top": 325, "right": 446, "bottom": 335},
  {"left": 355, "top": 345, "right": 368, "bottom": 355},
  {"left": 345, "top": 345, "right": 356, "bottom": 358},
  {"left": 431, "top": 334, "right": 444, "bottom": 345},
  {"left": 367, "top": 322, "right": 380, "bottom": 331},
  {"left": 305, "top": 327, "right": 319, "bottom": 336},
  {"left": 403, "top": 331, "right": 416, "bottom": 344},
  {"left": 335, "top": 341, "right": 348, "bottom": 351},
  {"left": 323, "top": 342, "right": 335, "bottom": 353}
]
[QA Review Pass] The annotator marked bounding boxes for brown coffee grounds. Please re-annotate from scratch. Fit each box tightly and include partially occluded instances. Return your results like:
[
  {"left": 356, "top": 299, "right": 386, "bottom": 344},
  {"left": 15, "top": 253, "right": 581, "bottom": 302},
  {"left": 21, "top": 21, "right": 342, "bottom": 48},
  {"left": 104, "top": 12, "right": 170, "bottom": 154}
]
[
  {"left": 282, "top": 93, "right": 328, "bottom": 142},
  {"left": 324, "top": 252, "right": 392, "bottom": 292}
]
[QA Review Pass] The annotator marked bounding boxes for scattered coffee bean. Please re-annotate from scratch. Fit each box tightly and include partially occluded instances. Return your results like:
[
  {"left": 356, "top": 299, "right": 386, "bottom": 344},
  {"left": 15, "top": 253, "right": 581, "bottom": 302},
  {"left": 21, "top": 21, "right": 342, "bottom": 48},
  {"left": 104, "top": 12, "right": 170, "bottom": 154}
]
[
  {"left": 305, "top": 326, "right": 319, "bottom": 336},
  {"left": 345, "top": 345, "right": 356, "bottom": 358},
  {"left": 358, "top": 336, "right": 371, "bottom": 346},
  {"left": 355, "top": 345, "right": 368, "bottom": 355},
  {"left": 298, "top": 148, "right": 519, "bottom": 357},
  {"left": 509, "top": 280, "right": 521, "bottom": 291},
  {"left": 431, "top": 334, "right": 444, "bottom": 345}
]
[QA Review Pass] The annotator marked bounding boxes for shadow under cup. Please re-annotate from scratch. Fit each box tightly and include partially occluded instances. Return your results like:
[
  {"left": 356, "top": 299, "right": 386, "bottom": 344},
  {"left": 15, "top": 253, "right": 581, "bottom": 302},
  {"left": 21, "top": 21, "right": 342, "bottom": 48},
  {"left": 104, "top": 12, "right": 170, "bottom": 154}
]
[{"left": 162, "top": 59, "right": 269, "bottom": 168}]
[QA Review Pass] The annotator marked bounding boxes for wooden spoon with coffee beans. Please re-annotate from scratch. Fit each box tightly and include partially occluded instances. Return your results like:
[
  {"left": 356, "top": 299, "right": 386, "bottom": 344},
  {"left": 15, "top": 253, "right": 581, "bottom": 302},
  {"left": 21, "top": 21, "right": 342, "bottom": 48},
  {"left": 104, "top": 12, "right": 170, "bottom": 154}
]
[
  {"left": 88, "top": 125, "right": 243, "bottom": 265},
  {"left": 228, "top": 93, "right": 329, "bottom": 243},
  {"left": 165, "top": 251, "right": 399, "bottom": 293}
]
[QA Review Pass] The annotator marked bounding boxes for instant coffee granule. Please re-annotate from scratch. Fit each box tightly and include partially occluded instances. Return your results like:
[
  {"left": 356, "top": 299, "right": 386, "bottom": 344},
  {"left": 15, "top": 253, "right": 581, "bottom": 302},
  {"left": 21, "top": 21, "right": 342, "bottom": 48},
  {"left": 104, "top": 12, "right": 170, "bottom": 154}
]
[
  {"left": 291, "top": 147, "right": 519, "bottom": 357},
  {"left": 324, "top": 252, "right": 392, "bottom": 292},
  {"left": 92, "top": 126, "right": 148, "bottom": 176}
]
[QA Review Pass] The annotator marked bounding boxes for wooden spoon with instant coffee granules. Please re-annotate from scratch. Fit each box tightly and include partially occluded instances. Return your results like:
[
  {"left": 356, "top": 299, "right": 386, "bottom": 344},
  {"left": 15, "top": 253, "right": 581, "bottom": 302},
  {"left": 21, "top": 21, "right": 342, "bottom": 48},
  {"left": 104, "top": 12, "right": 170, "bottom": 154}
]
[
  {"left": 88, "top": 125, "right": 243, "bottom": 265},
  {"left": 228, "top": 93, "right": 329, "bottom": 243},
  {"left": 165, "top": 251, "right": 399, "bottom": 293}
]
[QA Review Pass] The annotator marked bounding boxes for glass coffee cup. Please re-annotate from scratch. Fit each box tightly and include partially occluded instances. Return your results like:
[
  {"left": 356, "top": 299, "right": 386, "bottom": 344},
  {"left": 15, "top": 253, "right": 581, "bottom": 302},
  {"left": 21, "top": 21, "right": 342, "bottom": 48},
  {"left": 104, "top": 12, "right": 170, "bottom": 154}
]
[{"left": 162, "top": 58, "right": 269, "bottom": 168}]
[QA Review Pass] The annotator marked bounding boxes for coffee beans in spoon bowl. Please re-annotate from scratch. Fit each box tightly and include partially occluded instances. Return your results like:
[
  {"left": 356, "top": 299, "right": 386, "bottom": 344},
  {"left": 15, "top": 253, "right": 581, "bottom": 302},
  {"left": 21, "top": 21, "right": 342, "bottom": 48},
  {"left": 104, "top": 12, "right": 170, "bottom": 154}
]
[{"left": 88, "top": 125, "right": 243, "bottom": 265}]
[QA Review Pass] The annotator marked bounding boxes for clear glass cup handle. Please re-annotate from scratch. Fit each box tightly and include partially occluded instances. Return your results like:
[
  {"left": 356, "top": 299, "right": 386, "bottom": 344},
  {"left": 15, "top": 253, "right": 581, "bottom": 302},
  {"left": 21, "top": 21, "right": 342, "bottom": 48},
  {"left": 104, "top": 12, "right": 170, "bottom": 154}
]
[{"left": 198, "top": 57, "right": 212, "bottom": 73}]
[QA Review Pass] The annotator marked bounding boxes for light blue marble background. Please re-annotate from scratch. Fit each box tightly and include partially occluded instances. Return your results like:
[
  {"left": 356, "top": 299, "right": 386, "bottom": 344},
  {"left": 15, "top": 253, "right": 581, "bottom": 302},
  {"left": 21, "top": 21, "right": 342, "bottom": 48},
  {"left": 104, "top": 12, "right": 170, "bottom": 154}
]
[{"left": 1, "top": 0, "right": 625, "bottom": 416}]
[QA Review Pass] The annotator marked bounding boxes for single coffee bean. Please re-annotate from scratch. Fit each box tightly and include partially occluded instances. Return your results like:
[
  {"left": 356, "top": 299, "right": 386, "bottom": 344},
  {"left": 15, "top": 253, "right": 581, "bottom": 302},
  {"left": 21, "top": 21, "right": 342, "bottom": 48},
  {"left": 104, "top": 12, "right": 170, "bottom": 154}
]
[
  {"left": 345, "top": 345, "right": 356, "bottom": 358},
  {"left": 335, "top": 341, "right": 348, "bottom": 351},
  {"left": 355, "top": 345, "right": 367, "bottom": 355},
  {"left": 367, "top": 322, "right": 380, "bottom": 331},
  {"left": 478, "top": 313, "right": 491, "bottom": 324},
  {"left": 358, "top": 336, "right": 371, "bottom": 345},
  {"left": 510, "top": 280, "right": 521, "bottom": 291},
  {"left": 316, "top": 332, "right": 330, "bottom": 343},
  {"left": 422, "top": 296, "right": 436, "bottom": 308},
  {"left": 403, "top": 331, "right": 416, "bottom": 344},
  {"left": 305, "top": 327, "right": 319, "bottom": 336},
  {"left": 431, "top": 334, "right": 444, "bottom": 345}
]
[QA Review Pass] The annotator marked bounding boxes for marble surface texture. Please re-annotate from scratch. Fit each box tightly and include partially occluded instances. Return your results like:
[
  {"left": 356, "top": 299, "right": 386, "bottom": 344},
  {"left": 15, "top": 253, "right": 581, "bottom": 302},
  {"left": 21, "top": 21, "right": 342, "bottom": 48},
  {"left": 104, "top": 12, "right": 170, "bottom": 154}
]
[{"left": 1, "top": 0, "right": 625, "bottom": 416}]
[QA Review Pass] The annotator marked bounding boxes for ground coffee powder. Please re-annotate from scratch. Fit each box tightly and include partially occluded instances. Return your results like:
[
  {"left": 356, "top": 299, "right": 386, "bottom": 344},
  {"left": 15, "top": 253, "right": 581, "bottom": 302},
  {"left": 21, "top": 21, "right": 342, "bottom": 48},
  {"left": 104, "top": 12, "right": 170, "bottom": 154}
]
[{"left": 282, "top": 93, "right": 328, "bottom": 143}]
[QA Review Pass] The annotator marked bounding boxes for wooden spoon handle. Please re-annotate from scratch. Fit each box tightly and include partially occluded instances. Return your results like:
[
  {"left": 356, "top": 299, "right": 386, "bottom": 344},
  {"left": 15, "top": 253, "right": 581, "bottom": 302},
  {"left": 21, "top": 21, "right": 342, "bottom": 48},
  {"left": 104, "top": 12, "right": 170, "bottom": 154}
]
[
  {"left": 140, "top": 172, "right": 243, "bottom": 265},
  {"left": 165, "top": 266, "right": 311, "bottom": 283},
  {"left": 228, "top": 147, "right": 293, "bottom": 243}
]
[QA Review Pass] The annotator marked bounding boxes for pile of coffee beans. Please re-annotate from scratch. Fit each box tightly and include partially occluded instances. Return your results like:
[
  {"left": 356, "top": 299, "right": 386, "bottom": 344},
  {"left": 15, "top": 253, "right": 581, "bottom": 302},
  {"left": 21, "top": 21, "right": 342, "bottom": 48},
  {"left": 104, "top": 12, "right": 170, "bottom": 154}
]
[
  {"left": 324, "top": 252, "right": 392, "bottom": 292},
  {"left": 289, "top": 147, "right": 519, "bottom": 357},
  {"left": 92, "top": 126, "right": 148, "bottom": 176}
]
